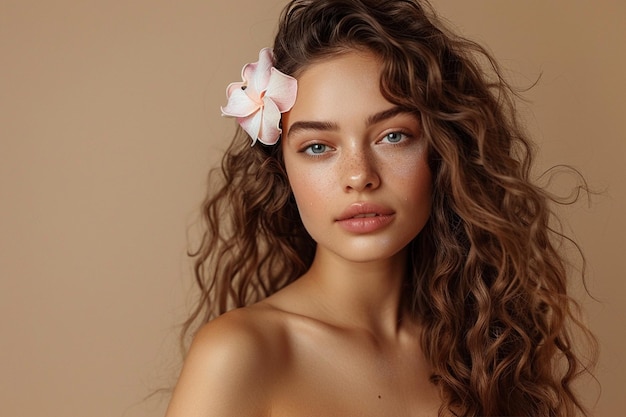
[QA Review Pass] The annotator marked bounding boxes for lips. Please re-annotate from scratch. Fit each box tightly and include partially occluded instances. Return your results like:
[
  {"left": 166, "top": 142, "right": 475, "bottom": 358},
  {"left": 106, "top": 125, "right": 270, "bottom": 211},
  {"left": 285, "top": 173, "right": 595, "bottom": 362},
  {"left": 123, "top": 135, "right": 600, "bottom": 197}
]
[
  {"left": 336, "top": 202, "right": 394, "bottom": 220},
  {"left": 352, "top": 213, "right": 378, "bottom": 218},
  {"left": 336, "top": 202, "right": 395, "bottom": 233}
]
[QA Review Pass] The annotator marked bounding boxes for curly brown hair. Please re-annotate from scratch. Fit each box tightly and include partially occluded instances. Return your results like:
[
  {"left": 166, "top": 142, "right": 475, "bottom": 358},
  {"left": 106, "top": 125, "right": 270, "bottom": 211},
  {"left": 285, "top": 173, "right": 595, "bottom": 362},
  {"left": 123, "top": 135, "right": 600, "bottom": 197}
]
[{"left": 184, "top": 0, "right": 596, "bottom": 415}]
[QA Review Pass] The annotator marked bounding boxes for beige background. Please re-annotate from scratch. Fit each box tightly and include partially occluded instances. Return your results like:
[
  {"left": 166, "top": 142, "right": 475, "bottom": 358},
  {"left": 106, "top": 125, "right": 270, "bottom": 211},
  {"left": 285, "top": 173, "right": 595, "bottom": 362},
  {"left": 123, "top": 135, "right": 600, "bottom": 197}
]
[{"left": 1, "top": 1, "right": 624, "bottom": 416}]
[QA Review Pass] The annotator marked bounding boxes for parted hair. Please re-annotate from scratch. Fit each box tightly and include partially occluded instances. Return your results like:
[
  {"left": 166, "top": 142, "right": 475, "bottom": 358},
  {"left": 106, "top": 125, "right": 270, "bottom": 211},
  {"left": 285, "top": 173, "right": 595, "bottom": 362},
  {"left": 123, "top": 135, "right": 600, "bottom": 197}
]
[{"left": 185, "top": 1, "right": 596, "bottom": 415}]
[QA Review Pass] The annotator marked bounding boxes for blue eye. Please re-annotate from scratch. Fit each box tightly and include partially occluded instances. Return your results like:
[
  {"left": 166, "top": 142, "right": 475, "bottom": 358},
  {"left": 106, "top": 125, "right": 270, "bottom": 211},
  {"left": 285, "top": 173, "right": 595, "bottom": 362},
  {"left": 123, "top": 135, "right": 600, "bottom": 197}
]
[
  {"left": 304, "top": 143, "right": 329, "bottom": 155},
  {"left": 383, "top": 131, "right": 406, "bottom": 143}
]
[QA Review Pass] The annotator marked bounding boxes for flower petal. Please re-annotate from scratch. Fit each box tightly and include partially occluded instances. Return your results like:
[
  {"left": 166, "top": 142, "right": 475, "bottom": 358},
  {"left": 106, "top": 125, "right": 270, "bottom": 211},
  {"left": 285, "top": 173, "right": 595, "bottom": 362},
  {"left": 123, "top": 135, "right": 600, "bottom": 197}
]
[
  {"left": 244, "top": 47, "right": 273, "bottom": 96},
  {"left": 239, "top": 61, "right": 260, "bottom": 98},
  {"left": 265, "top": 68, "right": 298, "bottom": 112},
  {"left": 238, "top": 109, "right": 262, "bottom": 146},
  {"left": 221, "top": 87, "right": 260, "bottom": 117},
  {"left": 257, "top": 98, "right": 282, "bottom": 145},
  {"left": 225, "top": 81, "right": 245, "bottom": 98}
]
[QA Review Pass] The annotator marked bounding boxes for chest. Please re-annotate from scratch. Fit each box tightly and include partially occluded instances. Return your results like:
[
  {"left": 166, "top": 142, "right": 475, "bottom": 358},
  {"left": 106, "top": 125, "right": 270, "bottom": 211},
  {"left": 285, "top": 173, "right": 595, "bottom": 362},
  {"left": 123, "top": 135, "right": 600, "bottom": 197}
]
[{"left": 269, "top": 334, "right": 442, "bottom": 417}]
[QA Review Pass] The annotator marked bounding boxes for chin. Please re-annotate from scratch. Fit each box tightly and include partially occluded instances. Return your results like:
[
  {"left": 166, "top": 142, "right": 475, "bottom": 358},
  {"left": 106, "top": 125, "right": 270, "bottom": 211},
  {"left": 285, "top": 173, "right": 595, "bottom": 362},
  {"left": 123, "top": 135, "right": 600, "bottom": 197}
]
[{"left": 318, "top": 236, "right": 413, "bottom": 265}]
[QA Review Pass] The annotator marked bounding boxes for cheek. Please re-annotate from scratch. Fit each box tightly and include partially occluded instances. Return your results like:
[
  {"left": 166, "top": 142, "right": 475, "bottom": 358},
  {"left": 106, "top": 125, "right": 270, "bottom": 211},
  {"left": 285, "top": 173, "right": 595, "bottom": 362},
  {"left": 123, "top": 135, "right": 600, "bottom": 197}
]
[
  {"left": 285, "top": 161, "right": 333, "bottom": 217},
  {"left": 388, "top": 151, "right": 432, "bottom": 198}
]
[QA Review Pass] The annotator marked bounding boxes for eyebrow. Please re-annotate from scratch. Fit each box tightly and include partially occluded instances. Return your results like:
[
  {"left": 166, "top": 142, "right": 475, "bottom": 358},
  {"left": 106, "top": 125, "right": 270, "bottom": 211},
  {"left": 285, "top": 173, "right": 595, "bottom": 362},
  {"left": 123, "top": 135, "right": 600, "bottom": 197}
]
[
  {"left": 287, "top": 120, "right": 339, "bottom": 138},
  {"left": 366, "top": 106, "right": 411, "bottom": 126},
  {"left": 287, "top": 106, "right": 412, "bottom": 138}
]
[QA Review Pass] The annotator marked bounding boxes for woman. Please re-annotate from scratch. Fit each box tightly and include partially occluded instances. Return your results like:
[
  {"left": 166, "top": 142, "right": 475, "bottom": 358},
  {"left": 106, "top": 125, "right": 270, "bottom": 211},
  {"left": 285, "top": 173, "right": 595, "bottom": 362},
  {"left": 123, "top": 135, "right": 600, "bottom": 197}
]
[{"left": 165, "top": 1, "right": 595, "bottom": 416}]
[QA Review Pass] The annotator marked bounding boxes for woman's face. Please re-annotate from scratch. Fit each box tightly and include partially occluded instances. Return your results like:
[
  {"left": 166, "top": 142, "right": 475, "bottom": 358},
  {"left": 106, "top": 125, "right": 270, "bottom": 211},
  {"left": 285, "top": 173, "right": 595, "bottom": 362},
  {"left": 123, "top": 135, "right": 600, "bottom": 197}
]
[{"left": 281, "top": 51, "right": 432, "bottom": 264}]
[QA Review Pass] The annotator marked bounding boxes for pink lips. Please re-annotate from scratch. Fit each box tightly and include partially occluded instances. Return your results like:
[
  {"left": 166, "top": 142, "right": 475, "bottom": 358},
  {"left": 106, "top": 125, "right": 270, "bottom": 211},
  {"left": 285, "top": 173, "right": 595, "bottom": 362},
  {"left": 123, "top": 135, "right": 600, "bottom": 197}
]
[{"left": 335, "top": 202, "right": 395, "bottom": 233}]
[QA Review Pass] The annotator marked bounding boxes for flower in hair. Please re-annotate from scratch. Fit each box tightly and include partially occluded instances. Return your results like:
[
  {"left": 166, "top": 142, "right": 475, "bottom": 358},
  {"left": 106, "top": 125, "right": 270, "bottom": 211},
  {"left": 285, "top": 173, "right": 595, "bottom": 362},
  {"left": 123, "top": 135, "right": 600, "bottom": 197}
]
[{"left": 221, "top": 47, "right": 297, "bottom": 146}]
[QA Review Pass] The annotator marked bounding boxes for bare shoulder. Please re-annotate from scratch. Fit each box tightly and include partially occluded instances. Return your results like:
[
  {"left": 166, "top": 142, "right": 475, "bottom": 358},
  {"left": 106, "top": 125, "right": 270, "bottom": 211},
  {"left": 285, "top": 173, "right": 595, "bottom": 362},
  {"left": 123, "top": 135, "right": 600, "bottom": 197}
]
[
  {"left": 195, "top": 304, "right": 289, "bottom": 359},
  {"left": 165, "top": 305, "right": 290, "bottom": 417}
]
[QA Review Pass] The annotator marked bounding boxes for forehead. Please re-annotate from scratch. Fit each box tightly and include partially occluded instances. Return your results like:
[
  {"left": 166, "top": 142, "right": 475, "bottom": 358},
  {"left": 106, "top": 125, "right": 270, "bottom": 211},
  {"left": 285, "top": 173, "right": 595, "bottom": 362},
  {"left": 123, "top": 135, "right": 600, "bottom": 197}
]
[{"left": 283, "top": 51, "right": 392, "bottom": 127}]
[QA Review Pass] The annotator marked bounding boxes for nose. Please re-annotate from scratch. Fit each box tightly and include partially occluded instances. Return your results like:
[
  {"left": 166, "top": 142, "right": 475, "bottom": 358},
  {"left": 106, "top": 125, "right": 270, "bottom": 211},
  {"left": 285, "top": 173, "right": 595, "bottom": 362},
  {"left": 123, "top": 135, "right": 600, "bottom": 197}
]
[{"left": 341, "top": 147, "right": 381, "bottom": 192}]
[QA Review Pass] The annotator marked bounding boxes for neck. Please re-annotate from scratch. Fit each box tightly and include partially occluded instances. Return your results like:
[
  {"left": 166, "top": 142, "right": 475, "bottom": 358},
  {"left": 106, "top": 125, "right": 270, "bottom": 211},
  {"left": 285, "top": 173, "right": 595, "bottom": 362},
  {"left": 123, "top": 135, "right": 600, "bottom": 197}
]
[{"left": 298, "top": 246, "right": 411, "bottom": 338}]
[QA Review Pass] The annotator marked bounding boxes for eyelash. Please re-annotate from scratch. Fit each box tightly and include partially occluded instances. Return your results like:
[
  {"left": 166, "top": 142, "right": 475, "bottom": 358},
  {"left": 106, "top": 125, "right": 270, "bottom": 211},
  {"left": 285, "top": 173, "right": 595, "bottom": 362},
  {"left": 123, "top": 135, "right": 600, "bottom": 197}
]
[
  {"left": 379, "top": 130, "right": 412, "bottom": 145},
  {"left": 300, "top": 143, "right": 333, "bottom": 156}
]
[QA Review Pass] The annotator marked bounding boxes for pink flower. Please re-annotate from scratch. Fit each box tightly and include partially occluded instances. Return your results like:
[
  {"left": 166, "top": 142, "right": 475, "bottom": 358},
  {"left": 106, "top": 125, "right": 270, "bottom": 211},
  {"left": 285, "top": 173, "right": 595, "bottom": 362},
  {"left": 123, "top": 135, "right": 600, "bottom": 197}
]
[{"left": 221, "top": 48, "right": 297, "bottom": 146}]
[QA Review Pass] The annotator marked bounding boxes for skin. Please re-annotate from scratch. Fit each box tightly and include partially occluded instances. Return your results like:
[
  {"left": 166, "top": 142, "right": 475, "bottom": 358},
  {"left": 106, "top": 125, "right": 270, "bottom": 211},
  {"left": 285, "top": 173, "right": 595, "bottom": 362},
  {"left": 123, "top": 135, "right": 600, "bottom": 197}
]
[{"left": 165, "top": 51, "right": 441, "bottom": 417}]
